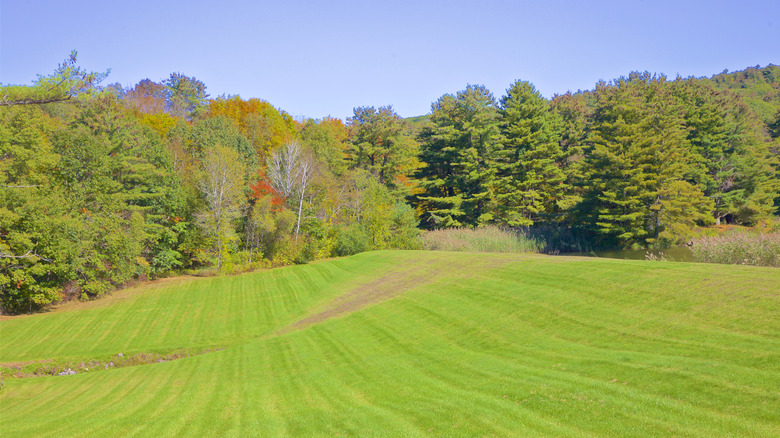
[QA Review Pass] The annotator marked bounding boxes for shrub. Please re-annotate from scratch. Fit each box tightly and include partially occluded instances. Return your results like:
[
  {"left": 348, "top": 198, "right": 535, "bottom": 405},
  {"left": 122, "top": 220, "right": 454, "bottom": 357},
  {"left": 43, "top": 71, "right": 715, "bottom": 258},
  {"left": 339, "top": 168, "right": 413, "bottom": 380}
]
[
  {"left": 150, "top": 249, "right": 183, "bottom": 278},
  {"left": 334, "top": 224, "right": 372, "bottom": 256}
]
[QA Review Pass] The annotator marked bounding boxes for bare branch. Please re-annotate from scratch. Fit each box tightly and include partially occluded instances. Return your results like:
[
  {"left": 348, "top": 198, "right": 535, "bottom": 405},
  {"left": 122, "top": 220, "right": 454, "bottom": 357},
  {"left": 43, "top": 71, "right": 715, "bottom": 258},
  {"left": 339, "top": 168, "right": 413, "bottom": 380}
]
[
  {"left": 0, "top": 250, "right": 52, "bottom": 262},
  {"left": 0, "top": 95, "right": 72, "bottom": 106}
]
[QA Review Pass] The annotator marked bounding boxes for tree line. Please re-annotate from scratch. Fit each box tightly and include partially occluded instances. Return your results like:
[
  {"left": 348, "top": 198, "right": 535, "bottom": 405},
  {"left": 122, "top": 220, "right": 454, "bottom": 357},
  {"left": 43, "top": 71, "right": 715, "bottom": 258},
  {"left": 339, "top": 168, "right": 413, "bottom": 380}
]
[
  {"left": 1, "top": 56, "right": 778, "bottom": 313},
  {"left": 414, "top": 72, "right": 778, "bottom": 249}
]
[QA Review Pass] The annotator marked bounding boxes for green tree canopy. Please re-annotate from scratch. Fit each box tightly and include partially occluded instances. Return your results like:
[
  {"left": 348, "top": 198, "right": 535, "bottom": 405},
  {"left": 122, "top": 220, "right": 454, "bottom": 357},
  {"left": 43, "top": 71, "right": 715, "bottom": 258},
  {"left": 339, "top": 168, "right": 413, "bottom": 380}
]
[
  {"left": 578, "top": 73, "right": 696, "bottom": 248},
  {"left": 347, "top": 106, "right": 418, "bottom": 187}
]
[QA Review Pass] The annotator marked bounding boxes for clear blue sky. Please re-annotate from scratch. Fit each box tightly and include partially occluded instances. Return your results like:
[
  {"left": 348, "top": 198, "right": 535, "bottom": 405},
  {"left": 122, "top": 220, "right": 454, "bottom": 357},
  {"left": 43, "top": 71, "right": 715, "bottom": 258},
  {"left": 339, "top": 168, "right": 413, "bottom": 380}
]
[{"left": 1, "top": 0, "right": 778, "bottom": 120}]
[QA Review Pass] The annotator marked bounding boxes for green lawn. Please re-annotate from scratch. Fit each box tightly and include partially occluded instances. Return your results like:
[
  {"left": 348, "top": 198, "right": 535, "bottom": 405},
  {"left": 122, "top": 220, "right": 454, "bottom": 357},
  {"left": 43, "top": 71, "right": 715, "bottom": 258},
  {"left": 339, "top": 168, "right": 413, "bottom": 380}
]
[{"left": 1, "top": 251, "right": 778, "bottom": 436}]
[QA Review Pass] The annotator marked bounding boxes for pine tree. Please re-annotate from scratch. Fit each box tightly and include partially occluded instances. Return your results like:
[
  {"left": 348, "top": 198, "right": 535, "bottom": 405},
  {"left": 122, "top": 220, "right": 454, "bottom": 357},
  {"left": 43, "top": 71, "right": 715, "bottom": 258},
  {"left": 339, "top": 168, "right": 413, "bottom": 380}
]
[
  {"left": 674, "top": 80, "right": 779, "bottom": 224},
  {"left": 651, "top": 180, "right": 714, "bottom": 246},
  {"left": 415, "top": 85, "right": 501, "bottom": 228},
  {"left": 579, "top": 73, "right": 691, "bottom": 248},
  {"left": 549, "top": 91, "right": 594, "bottom": 185},
  {"left": 495, "top": 80, "right": 569, "bottom": 226},
  {"left": 346, "top": 106, "right": 418, "bottom": 187}
]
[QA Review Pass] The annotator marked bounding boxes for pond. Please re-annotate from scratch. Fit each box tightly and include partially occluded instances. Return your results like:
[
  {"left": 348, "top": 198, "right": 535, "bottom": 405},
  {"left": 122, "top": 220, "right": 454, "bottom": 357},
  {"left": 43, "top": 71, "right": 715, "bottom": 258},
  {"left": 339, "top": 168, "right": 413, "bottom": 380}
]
[{"left": 563, "top": 246, "right": 694, "bottom": 262}]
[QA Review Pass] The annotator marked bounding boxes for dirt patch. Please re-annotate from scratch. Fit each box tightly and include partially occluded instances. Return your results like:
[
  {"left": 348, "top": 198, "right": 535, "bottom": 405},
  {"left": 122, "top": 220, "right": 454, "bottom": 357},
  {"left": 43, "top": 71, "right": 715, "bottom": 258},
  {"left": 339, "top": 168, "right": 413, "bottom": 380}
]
[
  {"left": 278, "top": 269, "right": 432, "bottom": 334},
  {"left": 275, "top": 254, "right": 517, "bottom": 334}
]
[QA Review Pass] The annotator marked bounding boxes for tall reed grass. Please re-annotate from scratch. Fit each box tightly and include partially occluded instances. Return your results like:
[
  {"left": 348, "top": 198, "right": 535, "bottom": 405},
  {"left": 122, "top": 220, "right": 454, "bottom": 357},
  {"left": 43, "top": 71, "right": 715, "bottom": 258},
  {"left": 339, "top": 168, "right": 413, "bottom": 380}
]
[
  {"left": 420, "top": 225, "right": 596, "bottom": 254},
  {"left": 691, "top": 232, "right": 780, "bottom": 267},
  {"left": 420, "top": 226, "right": 544, "bottom": 253}
]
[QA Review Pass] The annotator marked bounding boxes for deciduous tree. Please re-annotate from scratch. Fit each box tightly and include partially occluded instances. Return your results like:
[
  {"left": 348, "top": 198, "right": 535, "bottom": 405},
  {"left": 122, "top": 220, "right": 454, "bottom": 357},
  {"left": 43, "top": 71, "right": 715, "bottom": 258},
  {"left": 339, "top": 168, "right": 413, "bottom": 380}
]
[
  {"left": 123, "top": 79, "right": 167, "bottom": 114},
  {"left": 197, "top": 145, "right": 246, "bottom": 270},
  {"left": 267, "top": 141, "right": 317, "bottom": 238}
]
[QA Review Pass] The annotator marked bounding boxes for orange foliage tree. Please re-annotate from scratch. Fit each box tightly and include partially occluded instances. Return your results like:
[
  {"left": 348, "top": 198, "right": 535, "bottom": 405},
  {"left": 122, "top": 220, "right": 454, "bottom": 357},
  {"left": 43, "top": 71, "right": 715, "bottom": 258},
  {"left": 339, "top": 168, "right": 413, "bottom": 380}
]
[{"left": 208, "top": 96, "right": 297, "bottom": 158}]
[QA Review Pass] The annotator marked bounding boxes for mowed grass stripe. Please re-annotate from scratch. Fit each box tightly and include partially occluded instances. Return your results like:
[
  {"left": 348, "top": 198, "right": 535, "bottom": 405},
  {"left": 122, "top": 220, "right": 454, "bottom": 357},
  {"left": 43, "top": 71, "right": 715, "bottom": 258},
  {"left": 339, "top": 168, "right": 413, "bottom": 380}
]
[
  {"left": 0, "top": 252, "right": 420, "bottom": 361},
  {"left": 1, "top": 251, "right": 778, "bottom": 436}
]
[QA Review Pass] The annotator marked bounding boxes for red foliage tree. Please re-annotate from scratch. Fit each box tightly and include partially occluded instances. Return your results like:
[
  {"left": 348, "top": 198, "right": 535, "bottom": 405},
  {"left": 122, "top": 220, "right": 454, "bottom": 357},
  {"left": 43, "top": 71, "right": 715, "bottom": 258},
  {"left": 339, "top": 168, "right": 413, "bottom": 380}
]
[{"left": 250, "top": 170, "right": 285, "bottom": 211}]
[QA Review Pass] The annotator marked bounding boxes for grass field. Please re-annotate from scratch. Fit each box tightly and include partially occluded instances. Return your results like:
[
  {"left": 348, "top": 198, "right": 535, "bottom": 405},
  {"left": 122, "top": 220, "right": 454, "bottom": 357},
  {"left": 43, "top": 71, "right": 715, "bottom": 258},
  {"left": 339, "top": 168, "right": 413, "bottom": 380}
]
[{"left": 1, "top": 251, "right": 778, "bottom": 436}]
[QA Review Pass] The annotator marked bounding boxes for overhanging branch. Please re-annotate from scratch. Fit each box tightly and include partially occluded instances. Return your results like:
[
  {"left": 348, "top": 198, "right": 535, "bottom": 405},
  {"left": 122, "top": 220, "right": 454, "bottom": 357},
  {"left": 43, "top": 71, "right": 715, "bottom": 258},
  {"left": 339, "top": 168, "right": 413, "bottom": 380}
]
[
  {"left": 0, "top": 250, "right": 52, "bottom": 262},
  {"left": 0, "top": 95, "right": 73, "bottom": 106}
]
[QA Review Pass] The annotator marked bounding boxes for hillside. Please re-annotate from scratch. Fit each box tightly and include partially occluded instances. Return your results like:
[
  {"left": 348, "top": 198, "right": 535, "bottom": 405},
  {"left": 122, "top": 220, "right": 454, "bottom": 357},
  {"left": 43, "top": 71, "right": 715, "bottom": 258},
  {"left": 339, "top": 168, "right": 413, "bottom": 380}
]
[
  {"left": 707, "top": 64, "right": 780, "bottom": 124},
  {"left": 1, "top": 251, "right": 778, "bottom": 436}
]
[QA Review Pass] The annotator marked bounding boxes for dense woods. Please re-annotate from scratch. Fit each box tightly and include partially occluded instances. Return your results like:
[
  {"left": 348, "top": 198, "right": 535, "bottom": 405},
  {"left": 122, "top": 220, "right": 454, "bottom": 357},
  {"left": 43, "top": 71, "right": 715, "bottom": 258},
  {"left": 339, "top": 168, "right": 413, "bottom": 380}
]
[{"left": 1, "top": 55, "right": 778, "bottom": 313}]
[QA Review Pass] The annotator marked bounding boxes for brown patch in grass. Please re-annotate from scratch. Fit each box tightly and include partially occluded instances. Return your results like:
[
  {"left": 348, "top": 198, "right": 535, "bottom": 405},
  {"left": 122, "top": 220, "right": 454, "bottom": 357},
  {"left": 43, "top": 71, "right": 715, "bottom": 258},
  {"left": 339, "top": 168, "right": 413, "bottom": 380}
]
[
  {"left": 276, "top": 253, "right": 518, "bottom": 334},
  {"left": 279, "top": 270, "right": 431, "bottom": 333}
]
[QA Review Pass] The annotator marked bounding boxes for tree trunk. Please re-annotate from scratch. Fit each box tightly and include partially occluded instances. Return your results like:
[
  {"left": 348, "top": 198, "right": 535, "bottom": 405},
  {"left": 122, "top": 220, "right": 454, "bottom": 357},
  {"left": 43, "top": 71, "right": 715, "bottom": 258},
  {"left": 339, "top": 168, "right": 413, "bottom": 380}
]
[
  {"left": 216, "top": 232, "right": 223, "bottom": 271},
  {"left": 295, "top": 193, "right": 304, "bottom": 239}
]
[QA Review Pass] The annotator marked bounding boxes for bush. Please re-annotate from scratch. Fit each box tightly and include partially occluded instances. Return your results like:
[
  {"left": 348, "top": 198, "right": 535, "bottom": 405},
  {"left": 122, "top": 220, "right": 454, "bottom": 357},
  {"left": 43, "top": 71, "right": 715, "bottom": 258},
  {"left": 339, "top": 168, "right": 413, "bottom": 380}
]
[
  {"left": 220, "top": 250, "right": 267, "bottom": 275},
  {"left": 334, "top": 224, "right": 372, "bottom": 256},
  {"left": 387, "top": 203, "right": 422, "bottom": 250},
  {"left": 691, "top": 232, "right": 780, "bottom": 267},
  {"left": 150, "top": 249, "right": 183, "bottom": 278}
]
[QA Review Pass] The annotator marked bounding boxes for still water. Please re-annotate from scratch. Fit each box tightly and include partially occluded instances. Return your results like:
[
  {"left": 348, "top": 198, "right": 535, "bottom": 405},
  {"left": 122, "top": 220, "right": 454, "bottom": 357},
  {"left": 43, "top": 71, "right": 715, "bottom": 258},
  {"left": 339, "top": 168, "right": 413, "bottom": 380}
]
[{"left": 564, "top": 246, "right": 693, "bottom": 262}]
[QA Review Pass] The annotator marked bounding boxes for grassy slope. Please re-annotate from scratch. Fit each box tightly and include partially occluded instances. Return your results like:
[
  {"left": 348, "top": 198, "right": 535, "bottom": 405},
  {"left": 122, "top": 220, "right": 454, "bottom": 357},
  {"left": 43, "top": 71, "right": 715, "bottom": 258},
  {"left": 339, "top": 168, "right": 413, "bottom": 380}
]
[{"left": 0, "top": 251, "right": 778, "bottom": 437}]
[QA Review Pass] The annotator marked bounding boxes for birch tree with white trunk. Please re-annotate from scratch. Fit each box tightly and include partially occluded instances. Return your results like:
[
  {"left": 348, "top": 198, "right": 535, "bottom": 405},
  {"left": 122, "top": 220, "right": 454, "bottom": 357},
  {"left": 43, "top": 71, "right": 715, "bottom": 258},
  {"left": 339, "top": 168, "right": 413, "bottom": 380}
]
[
  {"left": 267, "top": 141, "right": 317, "bottom": 238},
  {"left": 198, "top": 145, "right": 246, "bottom": 270}
]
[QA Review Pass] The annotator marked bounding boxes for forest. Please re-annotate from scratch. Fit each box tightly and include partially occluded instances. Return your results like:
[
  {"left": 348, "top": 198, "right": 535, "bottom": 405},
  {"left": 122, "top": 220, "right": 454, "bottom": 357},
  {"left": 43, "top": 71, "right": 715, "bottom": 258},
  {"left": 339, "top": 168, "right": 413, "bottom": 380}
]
[{"left": 1, "top": 54, "right": 778, "bottom": 314}]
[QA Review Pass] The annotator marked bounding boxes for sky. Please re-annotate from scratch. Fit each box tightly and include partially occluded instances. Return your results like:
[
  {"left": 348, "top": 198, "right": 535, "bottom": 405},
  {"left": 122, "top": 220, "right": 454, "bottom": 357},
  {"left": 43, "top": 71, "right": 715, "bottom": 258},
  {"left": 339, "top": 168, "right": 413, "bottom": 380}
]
[{"left": 1, "top": 0, "right": 778, "bottom": 120}]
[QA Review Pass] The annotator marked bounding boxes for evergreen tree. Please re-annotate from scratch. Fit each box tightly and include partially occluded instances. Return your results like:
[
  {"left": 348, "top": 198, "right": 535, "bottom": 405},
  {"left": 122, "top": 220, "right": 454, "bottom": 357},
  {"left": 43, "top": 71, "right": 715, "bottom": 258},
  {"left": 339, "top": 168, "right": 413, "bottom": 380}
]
[
  {"left": 347, "top": 106, "right": 418, "bottom": 187},
  {"left": 164, "top": 73, "right": 209, "bottom": 120},
  {"left": 495, "top": 80, "right": 570, "bottom": 225},
  {"left": 651, "top": 180, "right": 714, "bottom": 246},
  {"left": 415, "top": 85, "right": 501, "bottom": 228},
  {"left": 674, "top": 80, "right": 778, "bottom": 224},
  {"left": 549, "top": 90, "right": 595, "bottom": 205},
  {"left": 579, "top": 73, "right": 693, "bottom": 248}
]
